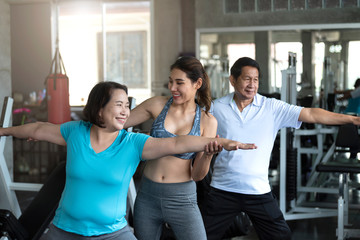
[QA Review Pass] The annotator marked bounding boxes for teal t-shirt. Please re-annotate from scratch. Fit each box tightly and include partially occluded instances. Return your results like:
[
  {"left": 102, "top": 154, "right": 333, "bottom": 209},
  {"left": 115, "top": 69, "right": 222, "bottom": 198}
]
[
  {"left": 345, "top": 97, "right": 360, "bottom": 114},
  {"left": 53, "top": 121, "right": 150, "bottom": 236}
]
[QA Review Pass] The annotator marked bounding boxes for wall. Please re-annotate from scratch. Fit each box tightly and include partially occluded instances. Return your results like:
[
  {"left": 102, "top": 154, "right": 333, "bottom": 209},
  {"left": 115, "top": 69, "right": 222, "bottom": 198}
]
[
  {"left": 195, "top": 1, "right": 360, "bottom": 29},
  {"left": 10, "top": 2, "right": 52, "bottom": 98},
  {"left": 151, "top": 0, "right": 196, "bottom": 97},
  {"left": 194, "top": 1, "right": 360, "bottom": 96},
  {"left": 0, "top": 0, "right": 13, "bottom": 176},
  {"left": 0, "top": 0, "right": 11, "bottom": 101},
  {"left": 152, "top": 0, "right": 182, "bottom": 96},
  {"left": 180, "top": 0, "right": 195, "bottom": 55}
]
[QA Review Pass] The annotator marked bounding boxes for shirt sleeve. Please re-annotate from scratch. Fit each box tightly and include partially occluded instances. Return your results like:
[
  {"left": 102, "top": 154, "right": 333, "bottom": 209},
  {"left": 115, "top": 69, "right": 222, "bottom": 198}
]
[
  {"left": 60, "top": 121, "right": 81, "bottom": 142},
  {"left": 272, "top": 99, "right": 303, "bottom": 129},
  {"left": 351, "top": 87, "right": 360, "bottom": 99},
  {"left": 209, "top": 102, "right": 215, "bottom": 115},
  {"left": 127, "top": 132, "right": 150, "bottom": 161}
]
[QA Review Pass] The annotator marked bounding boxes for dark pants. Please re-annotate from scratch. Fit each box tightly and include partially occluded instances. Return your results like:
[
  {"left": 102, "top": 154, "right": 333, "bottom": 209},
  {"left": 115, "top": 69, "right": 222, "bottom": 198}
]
[{"left": 201, "top": 187, "right": 291, "bottom": 240}]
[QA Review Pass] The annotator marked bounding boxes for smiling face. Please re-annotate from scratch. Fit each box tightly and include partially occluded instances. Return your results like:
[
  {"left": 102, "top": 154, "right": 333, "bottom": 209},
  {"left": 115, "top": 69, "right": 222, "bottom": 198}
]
[
  {"left": 168, "top": 68, "right": 201, "bottom": 104},
  {"left": 230, "top": 65, "right": 259, "bottom": 101},
  {"left": 99, "top": 89, "right": 130, "bottom": 131}
]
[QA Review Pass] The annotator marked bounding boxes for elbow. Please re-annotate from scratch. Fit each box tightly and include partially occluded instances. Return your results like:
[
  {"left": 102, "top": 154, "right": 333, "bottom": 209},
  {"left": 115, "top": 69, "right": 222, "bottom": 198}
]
[
  {"left": 192, "top": 171, "right": 209, "bottom": 182},
  {"left": 32, "top": 122, "right": 46, "bottom": 140},
  {"left": 192, "top": 175, "right": 202, "bottom": 182}
]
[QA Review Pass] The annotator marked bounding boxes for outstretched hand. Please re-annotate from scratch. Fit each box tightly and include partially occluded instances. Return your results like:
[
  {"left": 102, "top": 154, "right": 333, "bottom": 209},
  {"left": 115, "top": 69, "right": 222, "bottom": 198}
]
[{"left": 222, "top": 139, "right": 257, "bottom": 151}]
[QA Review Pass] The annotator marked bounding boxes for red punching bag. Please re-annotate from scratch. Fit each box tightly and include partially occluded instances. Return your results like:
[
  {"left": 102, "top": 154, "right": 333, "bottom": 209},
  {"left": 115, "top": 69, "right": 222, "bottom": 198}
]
[{"left": 45, "top": 47, "right": 71, "bottom": 124}]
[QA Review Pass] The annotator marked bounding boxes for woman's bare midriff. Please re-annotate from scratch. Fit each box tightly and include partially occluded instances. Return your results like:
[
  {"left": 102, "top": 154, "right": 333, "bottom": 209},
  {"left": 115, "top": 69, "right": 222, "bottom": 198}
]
[{"left": 143, "top": 155, "right": 193, "bottom": 183}]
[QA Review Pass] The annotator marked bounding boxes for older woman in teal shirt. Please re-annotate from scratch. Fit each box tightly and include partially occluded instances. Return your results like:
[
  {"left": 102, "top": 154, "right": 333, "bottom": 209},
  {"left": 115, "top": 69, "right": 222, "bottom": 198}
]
[{"left": 0, "top": 81, "right": 256, "bottom": 239}]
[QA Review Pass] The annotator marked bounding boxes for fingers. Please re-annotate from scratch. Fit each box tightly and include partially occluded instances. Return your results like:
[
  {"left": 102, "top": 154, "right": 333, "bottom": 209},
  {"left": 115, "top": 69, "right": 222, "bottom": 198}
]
[
  {"left": 205, "top": 141, "right": 223, "bottom": 155},
  {"left": 239, "top": 143, "right": 257, "bottom": 149},
  {"left": 27, "top": 137, "right": 38, "bottom": 142},
  {"left": 228, "top": 142, "right": 257, "bottom": 150}
]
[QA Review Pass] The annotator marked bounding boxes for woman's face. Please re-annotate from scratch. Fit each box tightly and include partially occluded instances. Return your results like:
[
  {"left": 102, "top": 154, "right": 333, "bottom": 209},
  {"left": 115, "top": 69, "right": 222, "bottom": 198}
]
[
  {"left": 168, "top": 68, "right": 201, "bottom": 104},
  {"left": 99, "top": 89, "right": 130, "bottom": 131}
]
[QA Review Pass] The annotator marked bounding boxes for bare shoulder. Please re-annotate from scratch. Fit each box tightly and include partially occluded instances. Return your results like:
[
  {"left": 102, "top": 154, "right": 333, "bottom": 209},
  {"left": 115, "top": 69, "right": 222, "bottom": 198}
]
[
  {"left": 200, "top": 111, "right": 218, "bottom": 135},
  {"left": 201, "top": 111, "right": 217, "bottom": 124},
  {"left": 141, "top": 96, "right": 170, "bottom": 116},
  {"left": 150, "top": 96, "right": 170, "bottom": 105}
]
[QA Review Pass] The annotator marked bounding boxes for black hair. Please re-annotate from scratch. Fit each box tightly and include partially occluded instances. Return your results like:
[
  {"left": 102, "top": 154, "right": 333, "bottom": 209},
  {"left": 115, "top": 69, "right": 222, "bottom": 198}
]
[
  {"left": 230, "top": 57, "right": 261, "bottom": 80},
  {"left": 83, "top": 81, "right": 128, "bottom": 127},
  {"left": 354, "top": 78, "right": 360, "bottom": 88}
]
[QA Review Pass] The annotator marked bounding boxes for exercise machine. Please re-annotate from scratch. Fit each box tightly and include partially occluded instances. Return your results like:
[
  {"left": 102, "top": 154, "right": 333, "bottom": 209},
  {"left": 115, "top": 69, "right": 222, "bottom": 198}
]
[
  {"left": 279, "top": 53, "right": 340, "bottom": 220},
  {"left": 0, "top": 97, "right": 43, "bottom": 218}
]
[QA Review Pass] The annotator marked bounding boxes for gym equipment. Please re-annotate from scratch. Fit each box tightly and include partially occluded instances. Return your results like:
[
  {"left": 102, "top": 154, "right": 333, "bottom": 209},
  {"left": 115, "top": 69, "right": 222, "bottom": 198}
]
[
  {"left": 0, "top": 96, "right": 65, "bottom": 239},
  {"left": 0, "top": 161, "right": 66, "bottom": 240},
  {"left": 279, "top": 52, "right": 298, "bottom": 213},
  {"left": 45, "top": 46, "right": 71, "bottom": 124},
  {"left": 316, "top": 123, "right": 360, "bottom": 240},
  {"left": 279, "top": 52, "right": 340, "bottom": 220},
  {"left": 0, "top": 97, "right": 43, "bottom": 218},
  {"left": 45, "top": 2, "right": 70, "bottom": 125},
  {"left": 201, "top": 56, "right": 230, "bottom": 99}
]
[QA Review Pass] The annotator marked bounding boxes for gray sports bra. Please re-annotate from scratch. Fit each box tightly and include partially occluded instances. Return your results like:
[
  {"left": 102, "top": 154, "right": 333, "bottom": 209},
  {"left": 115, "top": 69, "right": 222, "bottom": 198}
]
[{"left": 150, "top": 97, "right": 201, "bottom": 159}]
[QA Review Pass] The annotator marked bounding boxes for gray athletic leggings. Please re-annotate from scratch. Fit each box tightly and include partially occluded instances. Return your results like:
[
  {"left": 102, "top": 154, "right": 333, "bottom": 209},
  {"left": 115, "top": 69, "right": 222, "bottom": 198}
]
[
  {"left": 133, "top": 176, "right": 206, "bottom": 240},
  {"left": 39, "top": 224, "right": 137, "bottom": 240}
]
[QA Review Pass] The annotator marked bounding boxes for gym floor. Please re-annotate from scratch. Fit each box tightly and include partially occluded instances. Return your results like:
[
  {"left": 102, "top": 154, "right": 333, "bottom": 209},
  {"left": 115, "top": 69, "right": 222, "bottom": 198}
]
[
  {"left": 230, "top": 189, "right": 360, "bottom": 240},
  {"left": 231, "top": 213, "right": 360, "bottom": 240}
]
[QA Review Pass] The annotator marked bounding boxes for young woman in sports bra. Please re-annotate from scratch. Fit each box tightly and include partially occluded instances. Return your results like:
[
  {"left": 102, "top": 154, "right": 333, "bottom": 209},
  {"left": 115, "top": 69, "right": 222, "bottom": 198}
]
[{"left": 124, "top": 56, "right": 219, "bottom": 240}]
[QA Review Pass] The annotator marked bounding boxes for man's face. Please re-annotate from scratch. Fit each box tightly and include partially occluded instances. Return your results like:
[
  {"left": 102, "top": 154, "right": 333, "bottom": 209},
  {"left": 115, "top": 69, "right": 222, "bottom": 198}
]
[{"left": 230, "top": 66, "right": 259, "bottom": 101}]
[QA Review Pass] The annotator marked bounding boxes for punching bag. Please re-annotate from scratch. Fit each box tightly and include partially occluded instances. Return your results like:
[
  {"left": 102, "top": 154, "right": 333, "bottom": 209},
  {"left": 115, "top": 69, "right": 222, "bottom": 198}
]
[{"left": 45, "top": 47, "right": 71, "bottom": 124}]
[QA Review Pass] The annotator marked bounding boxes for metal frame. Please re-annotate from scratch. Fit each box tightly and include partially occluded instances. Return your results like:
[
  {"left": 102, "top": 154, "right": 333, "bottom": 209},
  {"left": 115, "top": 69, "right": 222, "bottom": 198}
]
[
  {"left": 337, "top": 173, "right": 360, "bottom": 240},
  {"left": 0, "top": 97, "right": 42, "bottom": 218},
  {"left": 279, "top": 57, "right": 340, "bottom": 220}
]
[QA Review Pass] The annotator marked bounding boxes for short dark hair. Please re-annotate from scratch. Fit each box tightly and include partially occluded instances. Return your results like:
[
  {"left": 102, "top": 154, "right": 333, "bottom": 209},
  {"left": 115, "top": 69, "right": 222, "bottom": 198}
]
[
  {"left": 230, "top": 57, "right": 261, "bottom": 80},
  {"left": 83, "top": 81, "right": 128, "bottom": 127},
  {"left": 354, "top": 78, "right": 360, "bottom": 88}
]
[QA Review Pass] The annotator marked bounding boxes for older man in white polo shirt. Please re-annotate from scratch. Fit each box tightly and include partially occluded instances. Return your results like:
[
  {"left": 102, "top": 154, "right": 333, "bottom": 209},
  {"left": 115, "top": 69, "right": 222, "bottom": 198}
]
[{"left": 201, "top": 57, "right": 360, "bottom": 240}]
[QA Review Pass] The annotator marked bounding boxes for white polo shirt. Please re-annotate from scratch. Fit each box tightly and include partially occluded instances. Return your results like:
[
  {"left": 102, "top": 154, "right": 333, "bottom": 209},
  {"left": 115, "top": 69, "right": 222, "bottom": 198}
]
[
  {"left": 351, "top": 87, "right": 360, "bottom": 99},
  {"left": 210, "top": 93, "right": 303, "bottom": 194}
]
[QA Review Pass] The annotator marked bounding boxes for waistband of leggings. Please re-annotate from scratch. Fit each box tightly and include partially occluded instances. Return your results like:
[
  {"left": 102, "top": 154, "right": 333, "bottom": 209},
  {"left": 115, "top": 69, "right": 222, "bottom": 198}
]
[{"left": 139, "top": 176, "right": 196, "bottom": 196}]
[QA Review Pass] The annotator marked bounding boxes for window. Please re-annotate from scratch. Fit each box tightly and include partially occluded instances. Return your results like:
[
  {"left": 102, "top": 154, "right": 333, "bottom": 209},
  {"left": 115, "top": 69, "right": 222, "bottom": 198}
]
[
  {"left": 314, "top": 42, "right": 325, "bottom": 93},
  {"left": 348, "top": 41, "right": 360, "bottom": 89},
  {"left": 101, "top": 31, "right": 147, "bottom": 88},
  {"left": 271, "top": 42, "right": 303, "bottom": 91},
  {"left": 58, "top": 1, "right": 150, "bottom": 106}
]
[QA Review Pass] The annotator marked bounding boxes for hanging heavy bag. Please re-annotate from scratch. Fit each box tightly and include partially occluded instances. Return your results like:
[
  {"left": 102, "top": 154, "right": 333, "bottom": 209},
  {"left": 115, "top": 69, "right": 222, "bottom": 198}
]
[{"left": 45, "top": 47, "right": 71, "bottom": 124}]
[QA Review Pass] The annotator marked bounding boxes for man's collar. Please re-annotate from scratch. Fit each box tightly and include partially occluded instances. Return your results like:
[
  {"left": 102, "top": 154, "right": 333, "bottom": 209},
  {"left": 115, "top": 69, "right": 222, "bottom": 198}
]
[
  {"left": 252, "top": 94, "right": 262, "bottom": 107},
  {"left": 221, "top": 92, "right": 262, "bottom": 107}
]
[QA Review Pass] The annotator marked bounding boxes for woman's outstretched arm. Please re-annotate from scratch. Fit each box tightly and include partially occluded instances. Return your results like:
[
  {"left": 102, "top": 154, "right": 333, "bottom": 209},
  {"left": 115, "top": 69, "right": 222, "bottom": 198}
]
[
  {"left": 0, "top": 122, "right": 66, "bottom": 146},
  {"left": 142, "top": 135, "right": 257, "bottom": 160}
]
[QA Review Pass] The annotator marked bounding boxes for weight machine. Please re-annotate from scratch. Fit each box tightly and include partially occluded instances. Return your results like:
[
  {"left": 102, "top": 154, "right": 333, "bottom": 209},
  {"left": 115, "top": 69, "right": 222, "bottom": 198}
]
[
  {"left": 279, "top": 53, "right": 339, "bottom": 220},
  {"left": 0, "top": 97, "right": 42, "bottom": 218}
]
